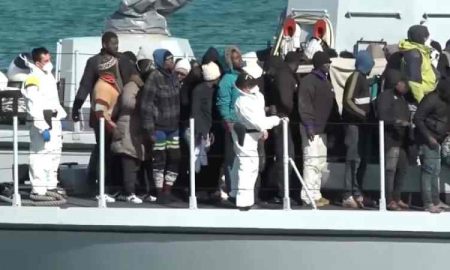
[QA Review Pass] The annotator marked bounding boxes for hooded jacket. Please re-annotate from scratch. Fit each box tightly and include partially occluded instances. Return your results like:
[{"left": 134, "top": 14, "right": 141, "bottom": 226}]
[
  {"left": 399, "top": 25, "right": 437, "bottom": 103},
  {"left": 342, "top": 51, "right": 375, "bottom": 123},
  {"left": 140, "top": 49, "right": 180, "bottom": 133},
  {"left": 216, "top": 46, "right": 242, "bottom": 122},
  {"left": 414, "top": 78, "right": 450, "bottom": 146}
]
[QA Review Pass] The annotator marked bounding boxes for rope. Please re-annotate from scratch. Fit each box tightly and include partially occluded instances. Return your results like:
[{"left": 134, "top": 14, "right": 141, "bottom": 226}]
[{"left": 0, "top": 191, "right": 67, "bottom": 206}]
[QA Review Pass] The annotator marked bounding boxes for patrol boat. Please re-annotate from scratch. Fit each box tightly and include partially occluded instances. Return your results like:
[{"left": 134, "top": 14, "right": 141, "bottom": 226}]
[{"left": 1, "top": 0, "right": 450, "bottom": 269}]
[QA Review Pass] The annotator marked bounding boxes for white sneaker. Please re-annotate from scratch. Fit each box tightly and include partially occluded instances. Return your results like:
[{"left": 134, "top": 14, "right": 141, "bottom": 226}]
[
  {"left": 126, "top": 194, "right": 143, "bottom": 204},
  {"left": 96, "top": 194, "right": 116, "bottom": 203}
]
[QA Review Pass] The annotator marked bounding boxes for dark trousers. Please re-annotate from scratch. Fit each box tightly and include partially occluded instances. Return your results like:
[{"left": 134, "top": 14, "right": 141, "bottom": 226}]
[
  {"left": 224, "top": 131, "right": 235, "bottom": 195},
  {"left": 87, "top": 122, "right": 120, "bottom": 193},
  {"left": 420, "top": 144, "right": 441, "bottom": 206},
  {"left": 385, "top": 146, "right": 408, "bottom": 203},
  {"left": 267, "top": 124, "right": 294, "bottom": 198},
  {"left": 121, "top": 155, "right": 141, "bottom": 195},
  {"left": 343, "top": 124, "right": 371, "bottom": 199},
  {"left": 197, "top": 128, "right": 225, "bottom": 193}
]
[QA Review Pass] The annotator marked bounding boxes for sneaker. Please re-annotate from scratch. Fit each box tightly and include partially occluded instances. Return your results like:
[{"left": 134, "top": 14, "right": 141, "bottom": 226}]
[
  {"left": 317, "top": 197, "right": 330, "bottom": 206},
  {"left": 126, "top": 194, "right": 143, "bottom": 204},
  {"left": 144, "top": 194, "right": 157, "bottom": 202},
  {"left": 435, "top": 201, "right": 450, "bottom": 210},
  {"left": 304, "top": 200, "right": 325, "bottom": 208},
  {"left": 96, "top": 194, "right": 116, "bottom": 203},
  {"left": 354, "top": 195, "right": 365, "bottom": 208},
  {"left": 387, "top": 201, "right": 401, "bottom": 211},
  {"left": 342, "top": 196, "right": 358, "bottom": 209},
  {"left": 425, "top": 204, "right": 442, "bottom": 214},
  {"left": 397, "top": 200, "right": 409, "bottom": 210}
]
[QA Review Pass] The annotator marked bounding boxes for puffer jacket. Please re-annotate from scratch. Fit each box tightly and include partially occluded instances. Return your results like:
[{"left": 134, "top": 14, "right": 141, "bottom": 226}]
[{"left": 111, "top": 79, "right": 146, "bottom": 161}]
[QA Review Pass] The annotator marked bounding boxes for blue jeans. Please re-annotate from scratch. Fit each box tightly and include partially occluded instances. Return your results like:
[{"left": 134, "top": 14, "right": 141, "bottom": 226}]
[{"left": 420, "top": 144, "right": 441, "bottom": 206}]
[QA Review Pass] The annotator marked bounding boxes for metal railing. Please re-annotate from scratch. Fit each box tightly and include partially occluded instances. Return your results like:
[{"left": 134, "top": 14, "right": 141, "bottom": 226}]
[{"left": 7, "top": 116, "right": 394, "bottom": 211}]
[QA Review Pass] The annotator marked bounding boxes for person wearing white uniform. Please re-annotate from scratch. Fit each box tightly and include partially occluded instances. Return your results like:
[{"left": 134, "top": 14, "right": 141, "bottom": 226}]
[
  {"left": 21, "top": 47, "right": 67, "bottom": 196},
  {"left": 232, "top": 74, "right": 281, "bottom": 210}
]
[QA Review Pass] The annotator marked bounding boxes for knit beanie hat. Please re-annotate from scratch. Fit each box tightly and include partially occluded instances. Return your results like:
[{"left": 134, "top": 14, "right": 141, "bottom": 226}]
[
  {"left": 175, "top": 58, "right": 192, "bottom": 75},
  {"left": 202, "top": 62, "right": 221, "bottom": 81},
  {"left": 312, "top": 51, "right": 331, "bottom": 69}
]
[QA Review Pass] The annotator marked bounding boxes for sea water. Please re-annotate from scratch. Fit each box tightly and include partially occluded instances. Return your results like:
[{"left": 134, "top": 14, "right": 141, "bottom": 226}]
[{"left": 0, "top": 0, "right": 285, "bottom": 68}]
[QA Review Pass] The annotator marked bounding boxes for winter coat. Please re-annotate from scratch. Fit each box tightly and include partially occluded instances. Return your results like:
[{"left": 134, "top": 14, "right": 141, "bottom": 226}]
[
  {"left": 414, "top": 79, "right": 450, "bottom": 146},
  {"left": 272, "top": 65, "right": 298, "bottom": 117},
  {"left": 111, "top": 80, "right": 146, "bottom": 161},
  {"left": 140, "top": 50, "right": 180, "bottom": 133},
  {"left": 298, "top": 70, "right": 335, "bottom": 135}
]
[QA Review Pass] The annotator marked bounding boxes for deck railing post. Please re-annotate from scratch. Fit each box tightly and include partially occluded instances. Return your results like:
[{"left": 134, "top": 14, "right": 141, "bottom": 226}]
[
  {"left": 189, "top": 118, "right": 197, "bottom": 209},
  {"left": 379, "top": 120, "right": 387, "bottom": 211},
  {"left": 12, "top": 116, "right": 21, "bottom": 207},
  {"left": 98, "top": 117, "right": 107, "bottom": 208},
  {"left": 282, "top": 119, "right": 291, "bottom": 210}
]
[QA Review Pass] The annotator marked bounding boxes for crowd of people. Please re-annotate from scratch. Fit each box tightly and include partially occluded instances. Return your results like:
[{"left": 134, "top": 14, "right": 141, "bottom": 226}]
[{"left": 20, "top": 24, "right": 450, "bottom": 213}]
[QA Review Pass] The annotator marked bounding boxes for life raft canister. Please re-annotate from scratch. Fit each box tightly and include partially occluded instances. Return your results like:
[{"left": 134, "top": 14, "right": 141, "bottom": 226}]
[
  {"left": 313, "top": 19, "right": 327, "bottom": 39},
  {"left": 283, "top": 17, "right": 297, "bottom": 37}
]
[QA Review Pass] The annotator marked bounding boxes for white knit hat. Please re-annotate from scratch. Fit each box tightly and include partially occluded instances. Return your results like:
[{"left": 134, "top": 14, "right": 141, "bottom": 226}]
[
  {"left": 174, "top": 58, "right": 191, "bottom": 75},
  {"left": 202, "top": 62, "right": 221, "bottom": 81}
]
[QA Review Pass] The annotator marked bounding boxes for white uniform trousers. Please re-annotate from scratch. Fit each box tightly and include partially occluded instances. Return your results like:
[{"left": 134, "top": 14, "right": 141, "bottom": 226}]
[
  {"left": 231, "top": 131, "right": 260, "bottom": 207},
  {"left": 300, "top": 126, "right": 328, "bottom": 204},
  {"left": 29, "top": 118, "right": 63, "bottom": 195}
]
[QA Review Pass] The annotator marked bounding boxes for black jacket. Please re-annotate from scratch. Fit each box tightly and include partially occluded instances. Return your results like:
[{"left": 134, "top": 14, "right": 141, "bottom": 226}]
[
  {"left": 414, "top": 81, "right": 450, "bottom": 146},
  {"left": 191, "top": 82, "right": 219, "bottom": 137},
  {"left": 342, "top": 71, "right": 372, "bottom": 123},
  {"left": 73, "top": 52, "right": 134, "bottom": 113},
  {"left": 298, "top": 70, "right": 335, "bottom": 135},
  {"left": 378, "top": 89, "right": 411, "bottom": 148},
  {"left": 437, "top": 50, "right": 450, "bottom": 79},
  {"left": 272, "top": 66, "right": 298, "bottom": 117}
]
